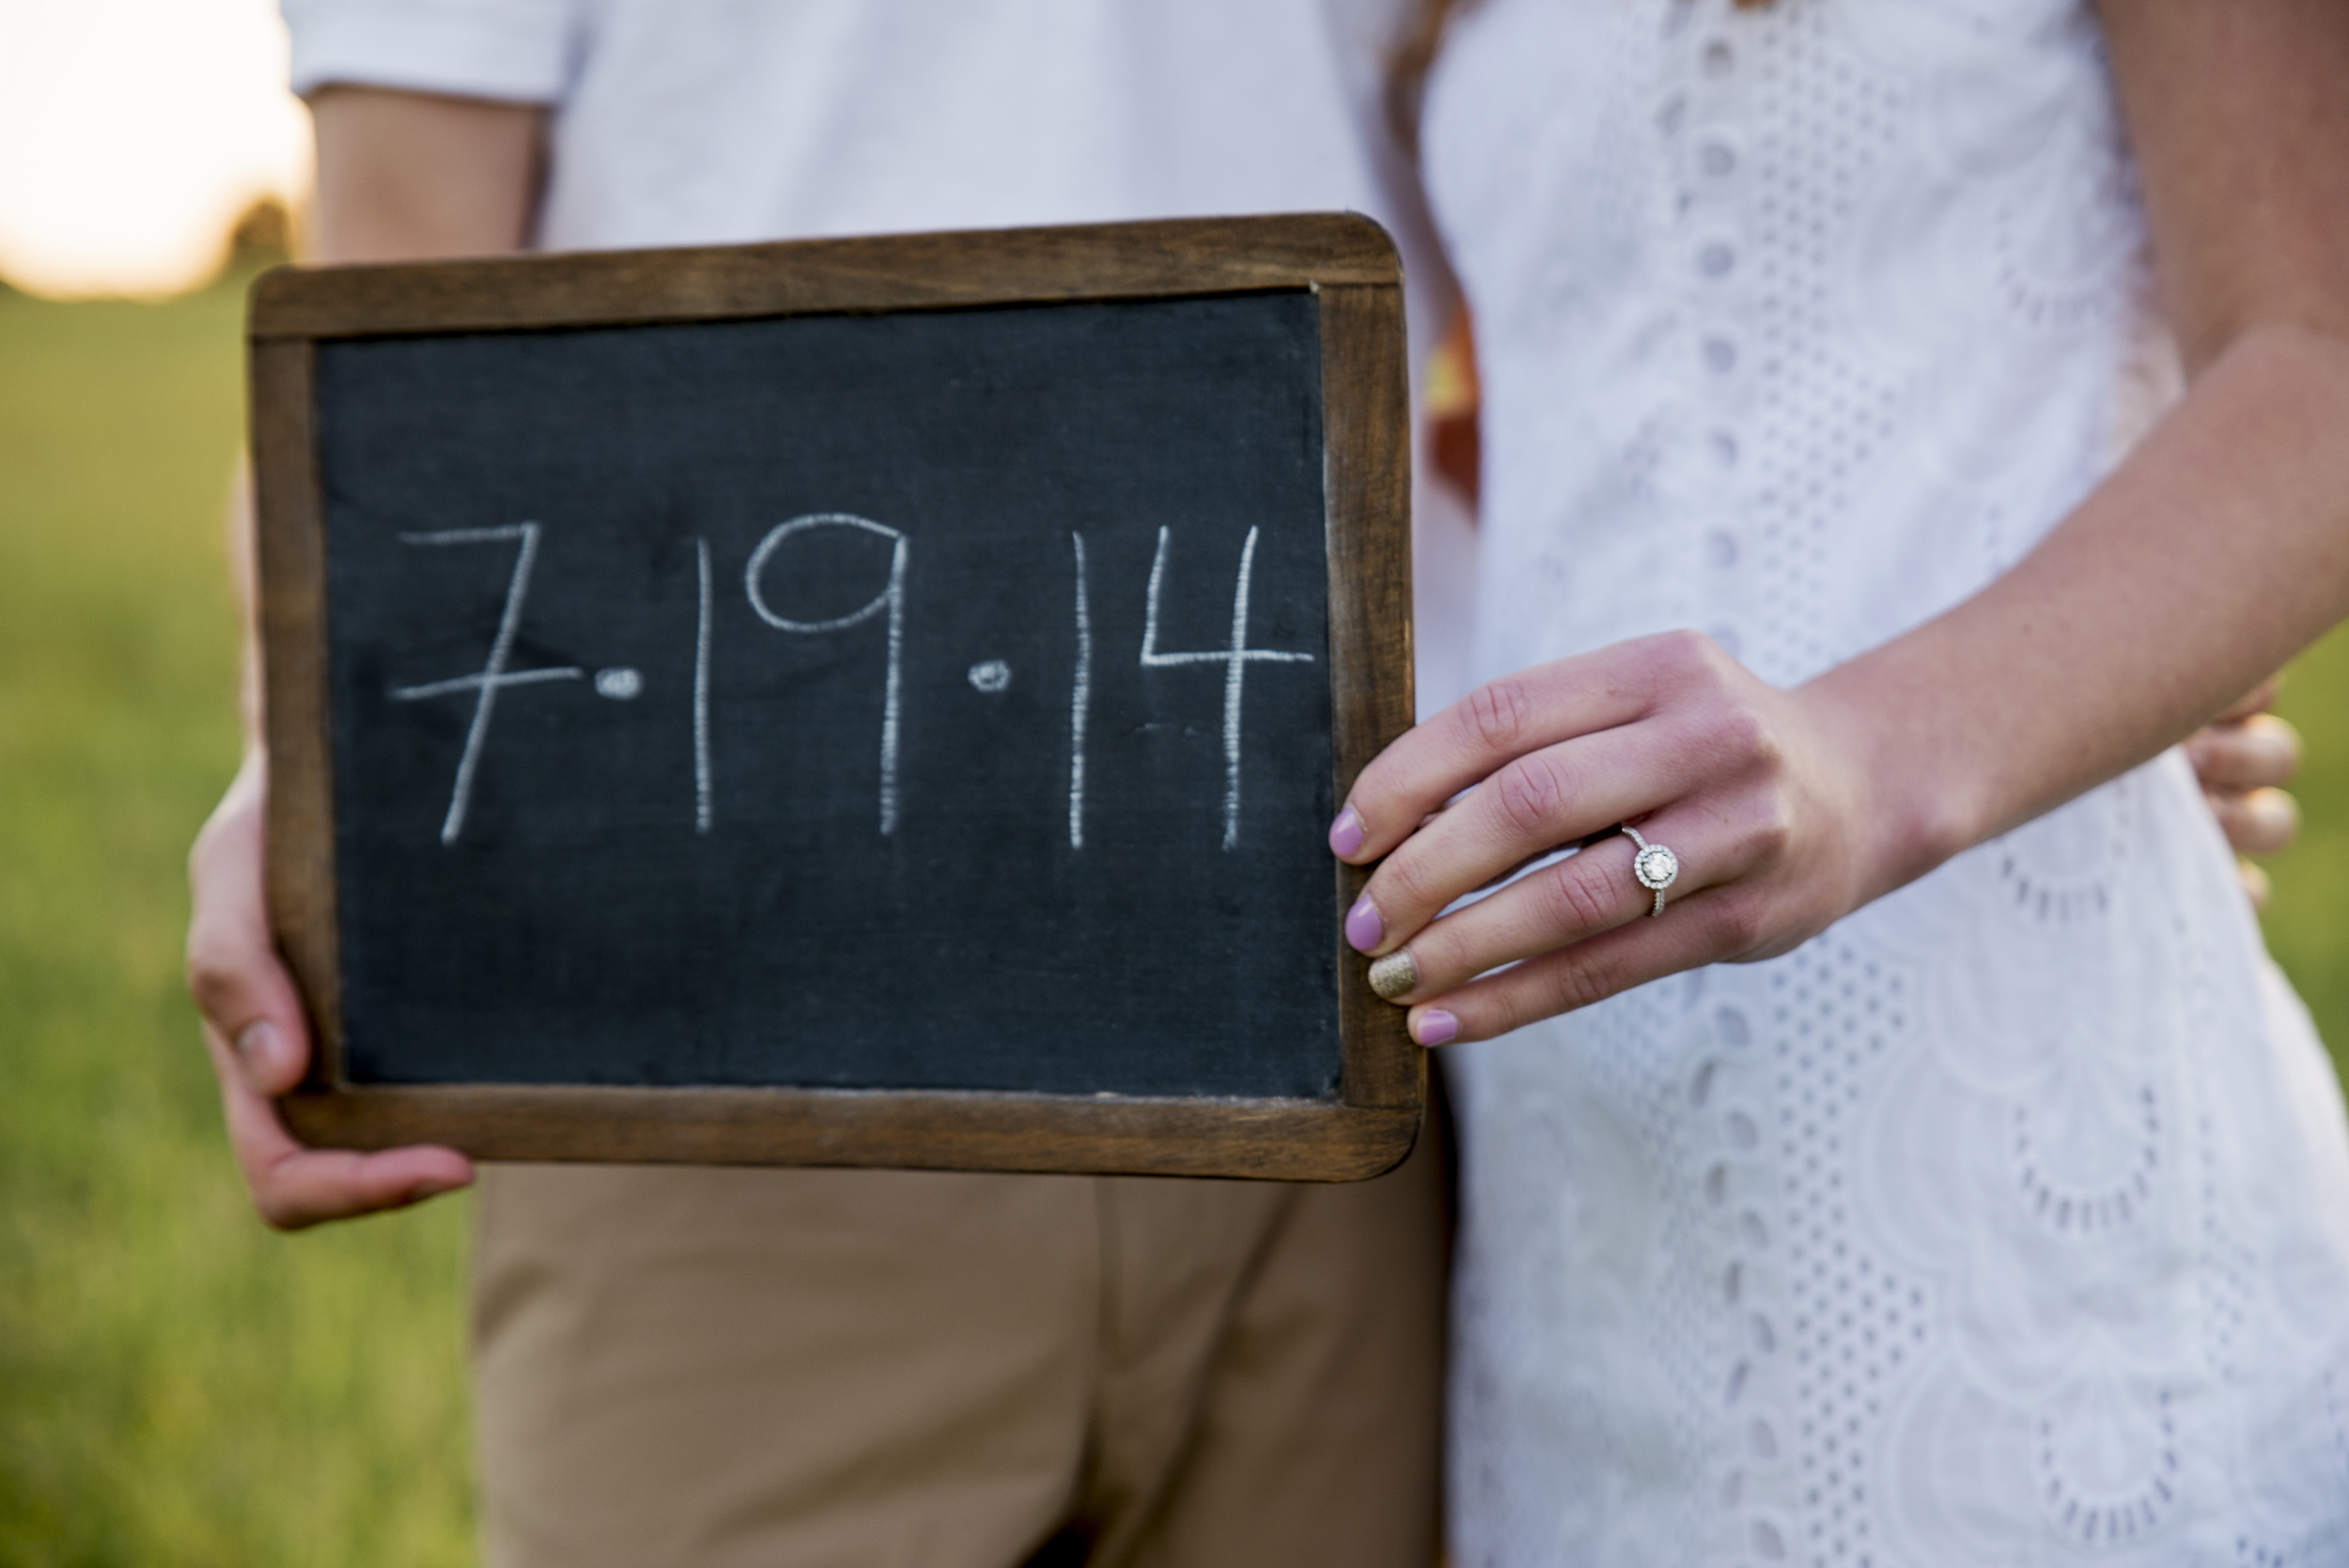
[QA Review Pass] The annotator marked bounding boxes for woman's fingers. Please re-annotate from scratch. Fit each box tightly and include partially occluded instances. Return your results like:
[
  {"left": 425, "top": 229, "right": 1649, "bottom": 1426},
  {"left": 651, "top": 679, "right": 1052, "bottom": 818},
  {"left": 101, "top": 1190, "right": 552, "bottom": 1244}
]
[
  {"left": 1365, "top": 811, "right": 1735, "bottom": 1001},
  {"left": 1402, "top": 887, "right": 1760, "bottom": 1046},
  {"left": 1330, "top": 636, "right": 1707, "bottom": 863},
  {"left": 1345, "top": 721, "right": 1716, "bottom": 957},
  {"left": 1330, "top": 630, "right": 1861, "bottom": 1041}
]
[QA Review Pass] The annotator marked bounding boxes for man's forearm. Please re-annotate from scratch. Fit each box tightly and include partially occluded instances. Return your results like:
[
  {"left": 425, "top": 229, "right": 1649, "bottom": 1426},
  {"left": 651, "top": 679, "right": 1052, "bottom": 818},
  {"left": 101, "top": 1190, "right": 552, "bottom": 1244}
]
[
  {"left": 233, "top": 86, "right": 551, "bottom": 748},
  {"left": 307, "top": 86, "right": 547, "bottom": 265}
]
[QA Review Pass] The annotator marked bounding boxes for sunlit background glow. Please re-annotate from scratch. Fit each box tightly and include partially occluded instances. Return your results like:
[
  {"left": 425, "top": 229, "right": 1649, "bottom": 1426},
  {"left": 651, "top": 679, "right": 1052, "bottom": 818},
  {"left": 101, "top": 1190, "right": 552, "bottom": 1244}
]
[{"left": 0, "top": 0, "right": 309, "bottom": 298}]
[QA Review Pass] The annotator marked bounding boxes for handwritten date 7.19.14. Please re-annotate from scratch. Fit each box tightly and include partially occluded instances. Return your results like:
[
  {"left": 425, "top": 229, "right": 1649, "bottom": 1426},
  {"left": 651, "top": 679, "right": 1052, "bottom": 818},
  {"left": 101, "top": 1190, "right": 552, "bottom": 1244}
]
[{"left": 387, "top": 518, "right": 1314, "bottom": 849}]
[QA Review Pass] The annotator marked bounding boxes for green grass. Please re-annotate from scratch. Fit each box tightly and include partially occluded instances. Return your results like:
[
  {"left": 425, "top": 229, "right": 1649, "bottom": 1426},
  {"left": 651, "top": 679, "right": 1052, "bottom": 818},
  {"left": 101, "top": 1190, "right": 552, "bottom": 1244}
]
[
  {"left": 1, "top": 269, "right": 2346, "bottom": 1567},
  {"left": 2264, "top": 624, "right": 2349, "bottom": 1076},
  {"left": 0, "top": 274, "right": 474, "bottom": 1567}
]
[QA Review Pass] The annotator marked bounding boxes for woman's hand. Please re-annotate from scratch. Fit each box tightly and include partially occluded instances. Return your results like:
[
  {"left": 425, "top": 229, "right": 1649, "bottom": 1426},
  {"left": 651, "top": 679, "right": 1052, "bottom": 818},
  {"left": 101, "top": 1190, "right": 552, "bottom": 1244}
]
[
  {"left": 1329, "top": 630, "right": 1891, "bottom": 1047},
  {"left": 1329, "top": 0, "right": 2349, "bottom": 1049},
  {"left": 1333, "top": 635, "right": 2312, "bottom": 1046}
]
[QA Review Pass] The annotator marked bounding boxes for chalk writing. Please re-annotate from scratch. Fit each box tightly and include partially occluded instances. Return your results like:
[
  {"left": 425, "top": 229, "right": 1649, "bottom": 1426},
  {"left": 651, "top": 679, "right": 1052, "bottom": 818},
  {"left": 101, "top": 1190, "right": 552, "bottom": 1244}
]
[
  {"left": 1069, "top": 532, "right": 1093, "bottom": 850},
  {"left": 381, "top": 518, "right": 1321, "bottom": 853},
  {"left": 390, "top": 522, "right": 582, "bottom": 844},
  {"left": 694, "top": 536, "right": 713, "bottom": 834},
  {"left": 1140, "top": 526, "right": 1314, "bottom": 849},
  {"left": 745, "top": 514, "right": 908, "bottom": 835}
]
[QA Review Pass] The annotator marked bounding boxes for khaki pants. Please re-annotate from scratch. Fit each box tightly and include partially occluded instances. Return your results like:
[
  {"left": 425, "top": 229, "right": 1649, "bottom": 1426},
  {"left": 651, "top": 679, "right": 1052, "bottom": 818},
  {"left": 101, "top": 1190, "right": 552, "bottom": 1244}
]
[{"left": 472, "top": 1129, "right": 1446, "bottom": 1568}]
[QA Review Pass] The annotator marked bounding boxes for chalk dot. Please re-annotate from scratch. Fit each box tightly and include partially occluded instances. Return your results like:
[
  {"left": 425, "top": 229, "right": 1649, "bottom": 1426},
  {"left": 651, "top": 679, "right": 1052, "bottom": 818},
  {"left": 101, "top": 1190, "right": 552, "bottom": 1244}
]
[
  {"left": 594, "top": 667, "right": 644, "bottom": 700},
  {"left": 967, "top": 660, "right": 1012, "bottom": 693}
]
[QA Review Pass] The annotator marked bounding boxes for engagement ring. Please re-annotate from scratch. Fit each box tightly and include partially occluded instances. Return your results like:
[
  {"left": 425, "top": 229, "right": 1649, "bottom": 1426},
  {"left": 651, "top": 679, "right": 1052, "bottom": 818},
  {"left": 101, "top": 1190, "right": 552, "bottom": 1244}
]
[{"left": 1625, "top": 826, "right": 1680, "bottom": 917}]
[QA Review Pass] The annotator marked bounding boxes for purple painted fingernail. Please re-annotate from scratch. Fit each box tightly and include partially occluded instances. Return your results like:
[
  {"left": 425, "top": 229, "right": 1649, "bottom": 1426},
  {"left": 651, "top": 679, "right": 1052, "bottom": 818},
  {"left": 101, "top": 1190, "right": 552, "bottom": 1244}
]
[
  {"left": 1345, "top": 894, "right": 1383, "bottom": 953},
  {"left": 1412, "top": 1010, "right": 1460, "bottom": 1047},
  {"left": 1329, "top": 805, "right": 1366, "bottom": 859}
]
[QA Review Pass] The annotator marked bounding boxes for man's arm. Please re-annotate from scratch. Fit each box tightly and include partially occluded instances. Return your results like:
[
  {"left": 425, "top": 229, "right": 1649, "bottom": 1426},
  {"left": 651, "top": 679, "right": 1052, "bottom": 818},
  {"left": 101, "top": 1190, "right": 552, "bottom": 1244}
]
[
  {"left": 186, "top": 86, "right": 546, "bottom": 1229},
  {"left": 307, "top": 86, "right": 547, "bottom": 263}
]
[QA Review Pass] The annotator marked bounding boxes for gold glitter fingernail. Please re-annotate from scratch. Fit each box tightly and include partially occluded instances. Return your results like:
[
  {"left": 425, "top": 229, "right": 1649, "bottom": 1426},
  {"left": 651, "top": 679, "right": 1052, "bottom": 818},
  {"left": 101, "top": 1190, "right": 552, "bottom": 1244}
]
[{"left": 1368, "top": 950, "right": 1420, "bottom": 1001}]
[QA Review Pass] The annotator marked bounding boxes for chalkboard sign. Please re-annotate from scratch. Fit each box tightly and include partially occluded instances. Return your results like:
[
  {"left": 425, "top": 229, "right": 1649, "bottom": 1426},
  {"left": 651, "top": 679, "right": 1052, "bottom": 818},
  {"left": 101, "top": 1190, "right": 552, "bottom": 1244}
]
[{"left": 250, "top": 214, "right": 1417, "bottom": 1180}]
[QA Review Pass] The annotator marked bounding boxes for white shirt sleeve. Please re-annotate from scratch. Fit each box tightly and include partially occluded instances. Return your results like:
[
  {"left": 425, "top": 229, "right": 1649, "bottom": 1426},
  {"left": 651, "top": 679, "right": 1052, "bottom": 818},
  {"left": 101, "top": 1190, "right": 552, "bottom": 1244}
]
[{"left": 282, "top": 0, "right": 579, "bottom": 102}]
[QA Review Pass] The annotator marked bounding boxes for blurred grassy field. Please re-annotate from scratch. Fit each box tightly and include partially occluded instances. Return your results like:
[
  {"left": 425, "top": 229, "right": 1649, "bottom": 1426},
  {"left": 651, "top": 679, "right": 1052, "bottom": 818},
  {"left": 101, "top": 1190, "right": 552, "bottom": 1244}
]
[
  {"left": 0, "top": 274, "right": 474, "bottom": 1567},
  {"left": 2, "top": 271, "right": 2347, "bottom": 1567},
  {"left": 2265, "top": 638, "right": 2349, "bottom": 1071}
]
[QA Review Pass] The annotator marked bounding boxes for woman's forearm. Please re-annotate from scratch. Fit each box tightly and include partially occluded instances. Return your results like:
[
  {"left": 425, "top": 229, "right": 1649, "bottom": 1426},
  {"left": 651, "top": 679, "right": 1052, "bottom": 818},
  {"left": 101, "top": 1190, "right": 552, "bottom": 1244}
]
[
  {"left": 1327, "top": 2, "right": 2349, "bottom": 1046},
  {"left": 1328, "top": 327, "right": 2349, "bottom": 1044},
  {"left": 1814, "top": 318, "right": 2349, "bottom": 902},
  {"left": 1328, "top": 319, "right": 2349, "bottom": 1044}
]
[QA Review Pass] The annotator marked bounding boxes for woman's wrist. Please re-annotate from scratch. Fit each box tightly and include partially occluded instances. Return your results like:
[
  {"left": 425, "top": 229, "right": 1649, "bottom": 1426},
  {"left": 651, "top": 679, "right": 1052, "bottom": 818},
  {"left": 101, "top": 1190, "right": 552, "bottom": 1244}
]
[{"left": 1792, "top": 652, "right": 1990, "bottom": 913}]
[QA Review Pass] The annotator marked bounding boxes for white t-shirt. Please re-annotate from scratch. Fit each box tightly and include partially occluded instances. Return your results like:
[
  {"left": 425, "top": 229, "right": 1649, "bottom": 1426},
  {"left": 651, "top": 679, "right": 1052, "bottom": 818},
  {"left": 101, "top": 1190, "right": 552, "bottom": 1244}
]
[{"left": 282, "top": 0, "right": 1480, "bottom": 708}]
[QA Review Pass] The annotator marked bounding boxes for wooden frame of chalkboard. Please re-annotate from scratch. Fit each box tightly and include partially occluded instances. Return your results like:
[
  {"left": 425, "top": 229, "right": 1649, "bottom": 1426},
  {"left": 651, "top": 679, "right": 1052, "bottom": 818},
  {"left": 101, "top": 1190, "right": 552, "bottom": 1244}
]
[{"left": 248, "top": 213, "right": 1418, "bottom": 1181}]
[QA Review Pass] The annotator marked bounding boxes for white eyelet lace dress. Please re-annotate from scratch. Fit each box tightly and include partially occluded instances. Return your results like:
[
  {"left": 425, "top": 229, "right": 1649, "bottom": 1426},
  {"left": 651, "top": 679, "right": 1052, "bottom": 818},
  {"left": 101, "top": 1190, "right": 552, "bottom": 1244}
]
[{"left": 1420, "top": 1, "right": 2349, "bottom": 1562}]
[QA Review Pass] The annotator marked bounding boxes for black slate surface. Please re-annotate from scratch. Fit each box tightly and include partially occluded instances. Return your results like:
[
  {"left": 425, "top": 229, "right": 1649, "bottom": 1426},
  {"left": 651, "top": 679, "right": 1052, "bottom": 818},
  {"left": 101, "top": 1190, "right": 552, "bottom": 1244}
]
[{"left": 316, "top": 291, "right": 1340, "bottom": 1097}]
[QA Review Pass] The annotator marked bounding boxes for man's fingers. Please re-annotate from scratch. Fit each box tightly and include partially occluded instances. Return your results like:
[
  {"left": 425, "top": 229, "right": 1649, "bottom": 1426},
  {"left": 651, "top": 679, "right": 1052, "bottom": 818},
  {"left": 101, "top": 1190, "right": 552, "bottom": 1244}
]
[
  {"left": 191, "top": 749, "right": 474, "bottom": 1229},
  {"left": 252, "top": 1144, "right": 474, "bottom": 1233},
  {"left": 204, "top": 1024, "right": 472, "bottom": 1231},
  {"left": 2239, "top": 858, "right": 2274, "bottom": 912},
  {"left": 2208, "top": 785, "right": 2300, "bottom": 857},
  {"left": 2186, "top": 713, "right": 2301, "bottom": 792},
  {"left": 187, "top": 765, "right": 315, "bottom": 1097},
  {"left": 2188, "top": 712, "right": 2301, "bottom": 857}
]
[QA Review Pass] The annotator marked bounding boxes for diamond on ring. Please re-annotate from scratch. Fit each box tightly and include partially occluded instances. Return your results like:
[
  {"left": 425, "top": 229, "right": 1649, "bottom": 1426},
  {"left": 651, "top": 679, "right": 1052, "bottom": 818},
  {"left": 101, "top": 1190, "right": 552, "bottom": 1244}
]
[{"left": 1624, "top": 827, "right": 1681, "bottom": 917}]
